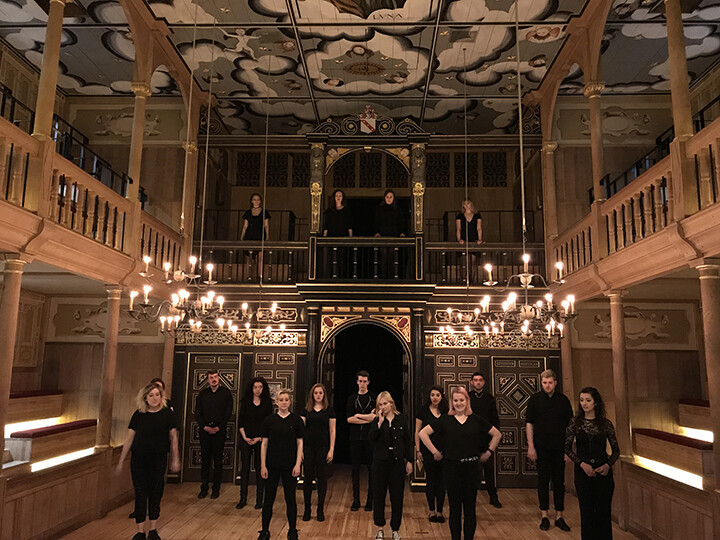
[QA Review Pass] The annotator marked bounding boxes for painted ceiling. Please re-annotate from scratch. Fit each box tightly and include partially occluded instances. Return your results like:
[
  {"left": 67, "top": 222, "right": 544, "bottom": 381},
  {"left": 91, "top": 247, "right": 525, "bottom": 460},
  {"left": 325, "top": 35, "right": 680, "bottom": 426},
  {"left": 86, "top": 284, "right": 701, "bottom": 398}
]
[{"left": 0, "top": 0, "right": 718, "bottom": 136}]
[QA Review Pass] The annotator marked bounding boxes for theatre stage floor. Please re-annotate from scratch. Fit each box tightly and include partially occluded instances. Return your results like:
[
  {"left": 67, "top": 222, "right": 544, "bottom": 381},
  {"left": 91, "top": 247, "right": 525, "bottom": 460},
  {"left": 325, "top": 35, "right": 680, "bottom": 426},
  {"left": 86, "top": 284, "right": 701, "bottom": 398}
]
[{"left": 66, "top": 467, "right": 639, "bottom": 539}]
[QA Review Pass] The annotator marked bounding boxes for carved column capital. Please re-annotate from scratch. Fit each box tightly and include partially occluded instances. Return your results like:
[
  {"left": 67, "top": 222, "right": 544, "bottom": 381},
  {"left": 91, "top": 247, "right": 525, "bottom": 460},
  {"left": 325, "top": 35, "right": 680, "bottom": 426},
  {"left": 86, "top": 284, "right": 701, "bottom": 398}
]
[
  {"left": 697, "top": 264, "right": 720, "bottom": 279},
  {"left": 131, "top": 82, "right": 152, "bottom": 98},
  {"left": 542, "top": 140, "right": 558, "bottom": 153},
  {"left": 583, "top": 81, "right": 605, "bottom": 98},
  {"left": 182, "top": 142, "right": 198, "bottom": 154}
]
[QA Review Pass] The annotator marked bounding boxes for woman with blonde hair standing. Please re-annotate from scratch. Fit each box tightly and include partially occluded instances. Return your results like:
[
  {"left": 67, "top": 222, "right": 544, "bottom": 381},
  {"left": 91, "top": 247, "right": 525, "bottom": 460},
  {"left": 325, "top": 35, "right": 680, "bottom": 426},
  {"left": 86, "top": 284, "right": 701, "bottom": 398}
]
[{"left": 116, "top": 383, "right": 180, "bottom": 540}]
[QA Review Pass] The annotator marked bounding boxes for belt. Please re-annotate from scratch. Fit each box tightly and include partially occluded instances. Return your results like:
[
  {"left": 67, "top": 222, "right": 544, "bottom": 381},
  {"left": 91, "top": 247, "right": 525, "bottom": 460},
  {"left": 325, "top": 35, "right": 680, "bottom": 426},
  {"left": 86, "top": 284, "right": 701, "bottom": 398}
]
[{"left": 458, "top": 456, "right": 479, "bottom": 463}]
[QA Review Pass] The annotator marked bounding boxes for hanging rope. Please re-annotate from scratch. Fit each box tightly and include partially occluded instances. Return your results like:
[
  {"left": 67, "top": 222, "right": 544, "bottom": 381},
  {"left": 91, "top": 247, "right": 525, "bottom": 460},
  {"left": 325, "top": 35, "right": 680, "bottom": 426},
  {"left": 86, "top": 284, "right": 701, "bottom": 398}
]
[
  {"left": 514, "top": 0, "right": 529, "bottom": 305},
  {"left": 462, "top": 47, "right": 471, "bottom": 312}
]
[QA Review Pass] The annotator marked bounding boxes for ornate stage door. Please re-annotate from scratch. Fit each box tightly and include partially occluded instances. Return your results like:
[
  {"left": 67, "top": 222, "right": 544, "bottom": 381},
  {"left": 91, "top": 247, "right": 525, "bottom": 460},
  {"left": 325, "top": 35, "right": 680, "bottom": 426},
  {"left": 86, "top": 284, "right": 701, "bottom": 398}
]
[
  {"left": 181, "top": 352, "right": 240, "bottom": 483},
  {"left": 493, "top": 356, "right": 546, "bottom": 488}
]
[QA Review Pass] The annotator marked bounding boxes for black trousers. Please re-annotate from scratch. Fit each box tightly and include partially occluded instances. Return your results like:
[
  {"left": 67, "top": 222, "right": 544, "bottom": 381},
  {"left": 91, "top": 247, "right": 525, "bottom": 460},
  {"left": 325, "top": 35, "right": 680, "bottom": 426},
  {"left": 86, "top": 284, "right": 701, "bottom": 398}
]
[
  {"left": 479, "top": 456, "right": 497, "bottom": 496},
  {"left": 372, "top": 458, "right": 406, "bottom": 531},
  {"left": 575, "top": 467, "right": 614, "bottom": 540},
  {"left": 444, "top": 460, "right": 479, "bottom": 540},
  {"left": 423, "top": 454, "right": 445, "bottom": 513},
  {"left": 536, "top": 447, "right": 566, "bottom": 511},
  {"left": 239, "top": 439, "right": 264, "bottom": 504},
  {"left": 130, "top": 452, "right": 167, "bottom": 524},
  {"left": 303, "top": 444, "right": 329, "bottom": 511},
  {"left": 350, "top": 439, "right": 373, "bottom": 503},
  {"left": 199, "top": 430, "right": 225, "bottom": 491},
  {"left": 262, "top": 467, "right": 297, "bottom": 532}
]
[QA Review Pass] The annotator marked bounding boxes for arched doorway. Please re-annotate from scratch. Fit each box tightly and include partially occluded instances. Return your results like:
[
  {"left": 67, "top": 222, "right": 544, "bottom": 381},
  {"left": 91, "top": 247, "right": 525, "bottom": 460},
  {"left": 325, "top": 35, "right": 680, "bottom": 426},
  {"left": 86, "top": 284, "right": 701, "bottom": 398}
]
[{"left": 320, "top": 322, "right": 409, "bottom": 464}]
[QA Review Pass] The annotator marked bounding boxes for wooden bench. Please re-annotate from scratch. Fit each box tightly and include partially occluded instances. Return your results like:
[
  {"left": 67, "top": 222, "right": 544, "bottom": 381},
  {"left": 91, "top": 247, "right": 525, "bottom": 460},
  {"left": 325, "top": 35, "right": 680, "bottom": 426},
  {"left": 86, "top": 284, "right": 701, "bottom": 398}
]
[
  {"left": 634, "top": 428, "right": 714, "bottom": 477},
  {"left": 7, "top": 390, "right": 63, "bottom": 424},
  {"left": 6, "top": 419, "right": 97, "bottom": 463},
  {"left": 678, "top": 399, "right": 711, "bottom": 431}
]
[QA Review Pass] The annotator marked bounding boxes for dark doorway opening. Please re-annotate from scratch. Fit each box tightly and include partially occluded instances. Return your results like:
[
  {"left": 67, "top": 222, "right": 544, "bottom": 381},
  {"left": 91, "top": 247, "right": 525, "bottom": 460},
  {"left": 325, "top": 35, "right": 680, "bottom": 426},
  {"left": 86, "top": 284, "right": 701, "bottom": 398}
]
[{"left": 330, "top": 323, "right": 405, "bottom": 464}]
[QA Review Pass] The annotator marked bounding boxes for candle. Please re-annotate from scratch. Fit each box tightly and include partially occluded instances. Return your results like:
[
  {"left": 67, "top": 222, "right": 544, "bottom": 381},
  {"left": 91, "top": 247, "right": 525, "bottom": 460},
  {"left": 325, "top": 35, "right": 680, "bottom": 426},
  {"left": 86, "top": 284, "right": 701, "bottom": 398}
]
[
  {"left": 481, "top": 295, "right": 491, "bottom": 312},
  {"left": 163, "top": 262, "right": 171, "bottom": 279},
  {"left": 207, "top": 291, "right": 215, "bottom": 303},
  {"left": 558, "top": 323, "right": 564, "bottom": 337},
  {"left": 207, "top": 263, "right": 214, "bottom": 282},
  {"left": 231, "top": 325, "right": 238, "bottom": 336},
  {"left": 129, "top": 290, "right": 138, "bottom": 311},
  {"left": 544, "top": 293, "right": 553, "bottom": 309},
  {"left": 173, "top": 315, "right": 180, "bottom": 327},
  {"left": 502, "top": 301, "right": 509, "bottom": 312},
  {"left": 245, "top": 322, "right": 251, "bottom": 334},
  {"left": 550, "top": 318, "right": 556, "bottom": 334},
  {"left": 242, "top": 302, "right": 248, "bottom": 313},
  {"left": 189, "top": 255, "right": 197, "bottom": 273},
  {"left": 143, "top": 255, "right": 151, "bottom": 273},
  {"left": 217, "top": 296, "right": 224, "bottom": 309},
  {"left": 160, "top": 316, "right": 166, "bottom": 331},
  {"left": 280, "top": 323, "right": 286, "bottom": 333},
  {"left": 522, "top": 253, "right": 530, "bottom": 274},
  {"left": 217, "top": 318, "right": 225, "bottom": 331},
  {"left": 561, "top": 300, "right": 570, "bottom": 316},
  {"left": 195, "top": 321, "right": 202, "bottom": 332},
  {"left": 484, "top": 325, "right": 490, "bottom": 336},
  {"left": 500, "top": 321, "right": 505, "bottom": 333},
  {"left": 546, "top": 324, "right": 551, "bottom": 337},
  {"left": 555, "top": 261, "right": 564, "bottom": 281},
  {"left": 484, "top": 263, "right": 493, "bottom": 283},
  {"left": 567, "top": 294, "right": 576, "bottom": 314},
  {"left": 508, "top": 292, "right": 517, "bottom": 310},
  {"left": 271, "top": 302, "right": 278, "bottom": 313},
  {"left": 143, "top": 285, "right": 152, "bottom": 304},
  {"left": 171, "top": 293, "right": 179, "bottom": 307}
]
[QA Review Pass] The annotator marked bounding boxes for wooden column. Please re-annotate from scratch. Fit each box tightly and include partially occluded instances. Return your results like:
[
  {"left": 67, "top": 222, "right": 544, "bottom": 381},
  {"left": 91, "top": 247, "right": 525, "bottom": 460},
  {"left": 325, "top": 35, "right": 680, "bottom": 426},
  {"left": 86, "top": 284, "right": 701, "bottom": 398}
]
[
  {"left": 541, "top": 140, "right": 559, "bottom": 275},
  {"left": 308, "top": 143, "right": 324, "bottom": 280},
  {"left": 162, "top": 332, "right": 175, "bottom": 398},
  {"left": 664, "top": 0, "right": 693, "bottom": 140},
  {"left": 31, "top": 0, "right": 67, "bottom": 140},
  {"left": 560, "top": 319, "right": 575, "bottom": 402},
  {"left": 584, "top": 81, "right": 605, "bottom": 202},
  {"left": 410, "top": 143, "right": 426, "bottom": 280},
  {"left": 96, "top": 287, "right": 122, "bottom": 448},
  {"left": 608, "top": 291, "right": 630, "bottom": 529},
  {"left": 126, "top": 83, "right": 151, "bottom": 200},
  {"left": 302, "top": 306, "right": 320, "bottom": 410},
  {"left": 180, "top": 140, "right": 199, "bottom": 252}
]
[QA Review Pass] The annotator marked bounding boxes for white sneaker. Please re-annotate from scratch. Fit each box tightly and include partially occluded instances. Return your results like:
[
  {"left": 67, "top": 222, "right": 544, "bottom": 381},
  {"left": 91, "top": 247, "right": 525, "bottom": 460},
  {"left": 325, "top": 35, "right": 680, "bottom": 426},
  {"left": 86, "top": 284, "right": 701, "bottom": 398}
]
[
  {"left": 392, "top": 532, "right": 401, "bottom": 540},
  {"left": 375, "top": 530, "right": 384, "bottom": 539}
]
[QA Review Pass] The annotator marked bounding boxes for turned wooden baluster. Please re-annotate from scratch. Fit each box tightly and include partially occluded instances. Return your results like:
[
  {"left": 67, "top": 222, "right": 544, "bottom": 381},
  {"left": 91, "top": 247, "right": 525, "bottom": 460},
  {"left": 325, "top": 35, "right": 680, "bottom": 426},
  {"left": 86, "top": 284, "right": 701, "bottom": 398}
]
[
  {"left": 96, "top": 196, "right": 107, "bottom": 244},
  {"left": 105, "top": 205, "right": 116, "bottom": 248},
  {"left": 664, "top": 175, "right": 673, "bottom": 229},
  {"left": 697, "top": 147, "right": 714, "bottom": 209},
  {"left": 606, "top": 212, "right": 616, "bottom": 254},
  {"left": 634, "top": 193, "right": 644, "bottom": 240},
  {"left": 49, "top": 169, "right": 61, "bottom": 221},
  {"left": 61, "top": 178, "right": 73, "bottom": 228},
  {"left": 72, "top": 183, "right": 84, "bottom": 234},
  {"left": 0, "top": 138, "right": 9, "bottom": 199},
  {"left": 642, "top": 186, "right": 653, "bottom": 237},
  {"left": 85, "top": 190, "right": 96, "bottom": 239},
  {"left": 8, "top": 144, "right": 25, "bottom": 205},
  {"left": 616, "top": 204, "right": 625, "bottom": 249},
  {"left": 624, "top": 199, "right": 634, "bottom": 246},
  {"left": 583, "top": 228, "right": 591, "bottom": 266}
]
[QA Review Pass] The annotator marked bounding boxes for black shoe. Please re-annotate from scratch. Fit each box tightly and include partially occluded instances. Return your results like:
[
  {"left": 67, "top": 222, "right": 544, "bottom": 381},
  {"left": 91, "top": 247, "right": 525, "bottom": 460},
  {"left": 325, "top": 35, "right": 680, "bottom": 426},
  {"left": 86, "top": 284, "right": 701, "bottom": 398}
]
[
  {"left": 257, "top": 531, "right": 271, "bottom": 540},
  {"left": 364, "top": 500, "right": 373, "bottom": 511},
  {"left": 555, "top": 518, "right": 571, "bottom": 532},
  {"left": 317, "top": 509, "right": 325, "bottom": 522},
  {"left": 539, "top": 517, "right": 550, "bottom": 531},
  {"left": 429, "top": 515, "right": 437, "bottom": 523},
  {"left": 236, "top": 499, "right": 247, "bottom": 509},
  {"left": 351, "top": 499, "right": 361, "bottom": 511},
  {"left": 436, "top": 515, "right": 445, "bottom": 524},
  {"left": 254, "top": 501, "right": 263, "bottom": 510},
  {"left": 210, "top": 491, "right": 220, "bottom": 499},
  {"left": 287, "top": 529, "right": 299, "bottom": 540},
  {"left": 132, "top": 534, "right": 146, "bottom": 540},
  {"left": 302, "top": 507, "right": 311, "bottom": 521},
  {"left": 489, "top": 495, "right": 503, "bottom": 508},
  {"left": 198, "top": 487, "right": 208, "bottom": 499},
  {"left": 128, "top": 511, "right": 136, "bottom": 519},
  {"left": 147, "top": 531, "right": 161, "bottom": 540}
]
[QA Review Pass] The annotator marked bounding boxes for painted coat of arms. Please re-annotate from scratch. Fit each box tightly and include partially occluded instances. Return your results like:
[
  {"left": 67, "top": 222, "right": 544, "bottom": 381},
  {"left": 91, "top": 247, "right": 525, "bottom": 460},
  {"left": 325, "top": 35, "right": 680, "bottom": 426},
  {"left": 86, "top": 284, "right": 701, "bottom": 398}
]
[{"left": 359, "top": 105, "right": 377, "bottom": 133}]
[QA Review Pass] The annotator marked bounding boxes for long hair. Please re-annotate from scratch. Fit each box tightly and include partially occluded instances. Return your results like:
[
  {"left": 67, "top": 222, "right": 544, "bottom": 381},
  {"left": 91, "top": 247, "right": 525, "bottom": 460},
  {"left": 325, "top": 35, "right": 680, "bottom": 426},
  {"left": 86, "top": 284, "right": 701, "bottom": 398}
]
[
  {"left": 242, "top": 376, "right": 272, "bottom": 408},
  {"left": 425, "top": 385, "right": 449, "bottom": 415},
  {"left": 136, "top": 382, "right": 167, "bottom": 413},
  {"left": 381, "top": 188, "right": 397, "bottom": 208},
  {"left": 331, "top": 189, "right": 346, "bottom": 207},
  {"left": 249, "top": 192, "right": 263, "bottom": 207},
  {"left": 460, "top": 198, "right": 476, "bottom": 214},
  {"left": 573, "top": 386, "right": 607, "bottom": 428},
  {"left": 449, "top": 386, "right": 472, "bottom": 416},
  {"left": 376, "top": 391, "right": 399, "bottom": 415},
  {"left": 306, "top": 383, "right": 329, "bottom": 411}
]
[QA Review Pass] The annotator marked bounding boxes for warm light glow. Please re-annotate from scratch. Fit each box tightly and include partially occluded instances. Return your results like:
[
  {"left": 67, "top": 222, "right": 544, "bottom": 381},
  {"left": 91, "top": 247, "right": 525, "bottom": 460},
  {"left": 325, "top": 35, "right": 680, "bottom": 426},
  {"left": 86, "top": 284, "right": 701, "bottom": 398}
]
[
  {"left": 484, "top": 263, "right": 492, "bottom": 272},
  {"left": 242, "top": 302, "right": 249, "bottom": 311},
  {"left": 206, "top": 263, "right": 214, "bottom": 272},
  {"left": 271, "top": 302, "right": 278, "bottom": 313},
  {"left": 678, "top": 427, "right": 714, "bottom": 443},
  {"left": 143, "top": 256, "right": 151, "bottom": 264},
  {"left": 142, "top": 284, "right": 152, "bottom": 303},
  {"left": 508, "top": 292, "right": 517, "bottom": 303},
  {"left": 31, "top": 447, "right": 95, "bottom": 472},
  {"left": 446, "top": 307, "right": 452, "bottom": 314},
  {"left": 280, "top": 324, "right": 286, "bottom": 332},
  {"left": 555, "top": 261, "right": 564, "bottom": 270},
  {"left": 634, "top": 456, "right": 704, "bottom": 489},
  {"left": 5, "top": 417, "right": 61, "bottom": 439},
  {"left": 217, "top": 296, "right": 225, "bottom": 308},
  {"left": 189, "top": 255, "right": 197, "bottom": 265},
  {"left": 216, "top": 318, "right": 225, "bottom": 328},
  {"left": 171, "top": 293, "right": 179, "bottom": 306},
  {"left": 207, "top": 291, "right": 215, "bottom": 301},
  {"left": 522, "top": 254, "right": 530, "bottom": 263},
  {"left": 502, "top": 301, "right": 509, "bottom": 311},
  {"left": 245, "top": 322, "right": 251, "bottom": 329},
  {"left": 163, "top": 262, "right": 171, "bottom": 272}
]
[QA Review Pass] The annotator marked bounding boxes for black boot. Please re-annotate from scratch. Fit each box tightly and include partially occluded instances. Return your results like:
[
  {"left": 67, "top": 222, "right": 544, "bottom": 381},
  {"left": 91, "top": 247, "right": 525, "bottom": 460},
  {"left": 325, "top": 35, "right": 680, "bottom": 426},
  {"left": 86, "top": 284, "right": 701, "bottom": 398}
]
[
  {"left": 302, "top": 504, "right": 311, "bottom": 521},
  {"left": 236, "top": 495, "right": 247, "bottom": 509}
]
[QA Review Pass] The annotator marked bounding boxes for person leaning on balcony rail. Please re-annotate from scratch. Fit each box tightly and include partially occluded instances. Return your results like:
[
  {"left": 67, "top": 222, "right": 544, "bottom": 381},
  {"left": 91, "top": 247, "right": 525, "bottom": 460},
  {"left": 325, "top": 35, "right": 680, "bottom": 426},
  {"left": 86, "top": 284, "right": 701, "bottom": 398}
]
[
  {"left": 116, "top": 382, "right": 180, "bottom": 540},
  {"left": 374, "top": 189, "right": 406, "bottom": 278},
  {"left": 240, "top": 192, "right": 271, "bottom": 279},
  {"left": 565, "top": 387, "right": 619, "bottom": 540},
  {"left": 455, "top": 199, "right": 483, "bottom": 282},
  {"left": 323, "top": 188, "right": 353, "bottom": 277}
]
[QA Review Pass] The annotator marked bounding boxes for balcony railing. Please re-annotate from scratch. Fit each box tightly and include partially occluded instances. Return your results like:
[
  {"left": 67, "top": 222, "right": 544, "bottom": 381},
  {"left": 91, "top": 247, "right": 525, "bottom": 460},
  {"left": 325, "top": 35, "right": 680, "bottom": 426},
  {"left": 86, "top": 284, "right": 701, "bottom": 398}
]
[
  {"left": 315, "top": 237, "right": 419, "bottom": 281},
  {"left": 199, "top": 241, "right": 309, "bottom": 283},
  {"left": 198, "top": 209, "right": 303, "bottom": 241},
  {"left": 426, "top": 210, "right": 543, "bottom": 243}
]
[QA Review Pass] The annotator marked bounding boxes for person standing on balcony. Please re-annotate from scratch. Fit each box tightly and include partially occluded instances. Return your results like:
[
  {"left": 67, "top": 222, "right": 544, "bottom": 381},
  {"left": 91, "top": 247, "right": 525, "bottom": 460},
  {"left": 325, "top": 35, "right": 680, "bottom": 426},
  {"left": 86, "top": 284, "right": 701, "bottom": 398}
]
[
  {"left": 116, "top": 383, "right": 180, "bottom": 540},
  {"left": 347, "top": 370, "right": 377, "bottom": 511},
  {"left": 526, "top": 369, "right": 574, "bottom": 532},
  {"left": 237, "top": 377, "right": 274, "bottom": 510},
  {"left": 240, "top": 193, "right": 271, "bottom": 280},
  {"left": 323, "top": 188, "right": 353, "bottom": 277},
  {"left": 414, "top": 385, "right": 448, "bottom": 524},
  {"left": 565, "top": 387, "right": 619, "bottom": 540},
  {"left": 374, "top": 189, "right": 406, "bottom": 278},
  {"left": 468, "top": 372, "right": 502, "bottom": 508},
  {"left": 195, "top": 370, "right": 234, "bottom": 499},
  {"left": 455, "top": 199, "right": 482, "bottom": 283}
]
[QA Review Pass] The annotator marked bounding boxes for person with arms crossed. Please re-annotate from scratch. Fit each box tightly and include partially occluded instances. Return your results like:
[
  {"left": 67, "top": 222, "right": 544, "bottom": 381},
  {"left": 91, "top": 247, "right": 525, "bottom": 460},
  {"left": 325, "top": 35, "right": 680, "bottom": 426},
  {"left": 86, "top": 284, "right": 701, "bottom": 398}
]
[{"left": 346, "top": 370, "right": 377, "bottom": 511}]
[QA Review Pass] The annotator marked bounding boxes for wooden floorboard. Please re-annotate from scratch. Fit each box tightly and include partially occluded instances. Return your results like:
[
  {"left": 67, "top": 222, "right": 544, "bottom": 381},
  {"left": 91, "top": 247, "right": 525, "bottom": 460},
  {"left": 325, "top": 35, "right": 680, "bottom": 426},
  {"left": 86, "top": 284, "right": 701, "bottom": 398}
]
[{"left": 65, "top": 467, "right": 640, "bottom": 539}]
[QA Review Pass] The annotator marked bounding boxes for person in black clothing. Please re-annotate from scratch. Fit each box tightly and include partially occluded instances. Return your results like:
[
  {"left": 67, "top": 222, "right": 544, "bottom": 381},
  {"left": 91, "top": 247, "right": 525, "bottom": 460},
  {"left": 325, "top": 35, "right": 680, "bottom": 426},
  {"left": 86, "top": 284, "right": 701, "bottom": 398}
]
[
  {"left": 414, "top": 385, "right": 448, "bottom": 523},
  {"left": 565, "top": 387, "right": 619, "bottom": 540},
  {"left": 116, "top": 383, "right": 180, "bottom": 540},
  {"left": 374, "top": 189, "right": 406, "bottom": 278},
  {"left": 323, "top": 189, "right": 353, "bottom": 277},
  {"left": 301, "top": 383, "right": 336, "bottom": 522},
  {"left": 419, "top": 386, "right": 501, "bottom": 540},
  {"left": 526, "top": 369, "right": 574, "bottom": 532},
  {"left": 258, "top": 389, "right": 304, "bottom": 540},
  {"left": 369, "top": 391, "right": 413, "bottom": 540},
  {"left": 194, "top": 369, "right": 233, "bottom": 499},
  {"left": 240, "top": 193, "right": 271, "bottom": 279},
  {"left": 468, "top": 372, "right": 501, "bottom": 508},
  {"left": 237, "top": 377, "right": 274, "bottom": 510},
  {"left": 346, "top": 370, "right": 377, "bottom": 511},
  {"left": 455, "top": 199, "right": 483, "bottom": 282}
]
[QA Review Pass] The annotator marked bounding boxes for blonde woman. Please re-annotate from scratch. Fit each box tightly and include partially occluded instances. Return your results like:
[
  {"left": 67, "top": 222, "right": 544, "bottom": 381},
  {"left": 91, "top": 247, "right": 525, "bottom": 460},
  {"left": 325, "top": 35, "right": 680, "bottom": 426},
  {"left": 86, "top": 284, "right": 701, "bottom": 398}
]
[
  {"left": 455, "top": 199, "right": 482, "bottom": 245},
  {"left": 368, "top": 391, "right": 413, "bottom": 540},
  {"left": 116, "top": 383, "right": 180, "bottom": 540}
]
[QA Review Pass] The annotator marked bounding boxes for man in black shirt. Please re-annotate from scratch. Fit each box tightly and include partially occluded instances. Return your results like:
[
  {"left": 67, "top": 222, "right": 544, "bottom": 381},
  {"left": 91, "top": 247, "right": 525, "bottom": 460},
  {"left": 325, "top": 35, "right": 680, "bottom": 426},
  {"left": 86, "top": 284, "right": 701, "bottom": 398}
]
[
  {"left": 468, "top": 372, "right": 502, "bottom": 508},
  {"left": 346, "top": 370, "right": 376, "bottom": 511},
  {"left": 525, "top": 369, "right": 573, "bottom": 532},
  {"left": 194, "top": 370, "right": 233, "bottom": 499}
]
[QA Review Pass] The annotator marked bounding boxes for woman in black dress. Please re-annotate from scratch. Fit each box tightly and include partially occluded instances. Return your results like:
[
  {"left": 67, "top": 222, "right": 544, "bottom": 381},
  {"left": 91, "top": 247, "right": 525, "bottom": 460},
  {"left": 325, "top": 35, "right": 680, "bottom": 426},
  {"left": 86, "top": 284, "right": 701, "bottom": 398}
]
[
  {"left": 240, "top": 193, "right": 271, "bottom": 279},
  {"left": 301, "top": 383, "right": 336, "bottom": 521},
  {"left": 369, "top": 391, "right": 413, "bottom": 540},
  {"left": 419, "top": 387, "right": 501, "bottom": 540},
  {"left": 414, "top": 385, "right": 448, "bottom": 523},
  {"left": 374, "top": 189, "right": 406, "bottom": 278},
  {"left": 565, "top": 387, "right": 620, "bottom": 540},
  {"left": 237, "top": 377, "right": 274, "bottom": 510},
  {"left": 323, "top": 189, "right": 353, "bottom": 277},
  {"left": 455, "top": 199, "right": 483, "bottom": 283},
  {"left": 116, "top": 383, "right": 180, "bottom": 540}
]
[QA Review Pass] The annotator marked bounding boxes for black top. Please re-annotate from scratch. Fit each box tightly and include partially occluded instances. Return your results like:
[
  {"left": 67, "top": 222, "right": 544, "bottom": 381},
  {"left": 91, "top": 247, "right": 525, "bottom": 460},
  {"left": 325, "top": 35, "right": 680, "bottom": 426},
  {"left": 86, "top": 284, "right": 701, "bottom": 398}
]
[
  {"left": 194, "top": 385, "right": 234, "bottom": 430},
  {"left": 369, "top": 412, "right": 413, "bottom": 463},
  {"left": 242, "top": 209, "right": 271, "bottom": 241},
  {"left": 301, "top": 406, "right": 336, "bottom": 448},
  {"left": 525, "top": 391, "right": 573, "bottom": 450},
  {"left": 416, "top": 406, "right": 444, "bottom": 458},
  {"left": 565, "top": 417, "right": 620, "bottom": 467},
  {"left": 324, "top": 207, "right": 352, "bottom": 237},
  {"left": 346, "top": 392, "right": 376, "bottom": 441},
  {"left": 239, "top": 398, "right": 274, "bottom": 439},
  {"left": 456, "top": 212, "right": 482, "bottom": 242},
  {"left": 469, "top": 389, "right": 499, "bottom": 428},
  {"left": 374, "top": 205, "right": 406, "bottom": 236},
  {"left": 261, "top": 412, "right": 305, "bottom": 469},
  {"left": 129, "top": 407, "right": 177, "bottom": 455},
  {"left": 430, "top": 414, "right": 493, "bottom": 461}
]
